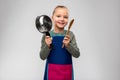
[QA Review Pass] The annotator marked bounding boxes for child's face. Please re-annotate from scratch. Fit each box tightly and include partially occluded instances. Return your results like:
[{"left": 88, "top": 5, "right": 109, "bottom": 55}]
[{"left": 52, "top": 8, "right": 69, "bottom": 29}]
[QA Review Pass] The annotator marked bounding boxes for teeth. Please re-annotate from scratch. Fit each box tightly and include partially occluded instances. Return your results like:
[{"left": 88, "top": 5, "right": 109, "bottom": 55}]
[
  {"left": 59, "top": 22, "right": 64, "bottom": 24},
  {"left": 58, "top": 22, "right": 65, "bottom": 25},
  {"left": 61, "top": 23, "right": 63, "bottom": 25}
]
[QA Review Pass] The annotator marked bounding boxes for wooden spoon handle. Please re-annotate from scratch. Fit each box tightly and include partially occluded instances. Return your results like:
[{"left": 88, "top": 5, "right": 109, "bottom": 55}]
[
  {"left": 62, "top": 19, "right": 74, "bottom": 48},
  {"left": 66, "top": 19, "right": 74, "bottom": 35}
]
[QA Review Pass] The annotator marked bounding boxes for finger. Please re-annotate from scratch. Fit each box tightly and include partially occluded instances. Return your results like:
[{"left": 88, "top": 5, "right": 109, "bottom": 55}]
[
  {"left": 64, "top": 36, "right": 70, "bottom": 40},
  {"left": 64, "top": 37, "right": 68, "bottom": 40},
  {"left": 65, "top": 35, "right": 70, "bottom": 37},
  {"left": 45, "top": 36, "right": 50, "bottom": 39},
  {"left": 65, "top": 35, "right": 70, "bottom": 39},
  {"left": 45, "top": 36, "right": 52, "bottom": 41}
]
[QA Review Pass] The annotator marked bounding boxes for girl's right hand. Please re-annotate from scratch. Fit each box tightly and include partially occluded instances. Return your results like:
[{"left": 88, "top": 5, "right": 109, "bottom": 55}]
[{"left": 45, "top": 36, "right": 52, "bottom": 48}]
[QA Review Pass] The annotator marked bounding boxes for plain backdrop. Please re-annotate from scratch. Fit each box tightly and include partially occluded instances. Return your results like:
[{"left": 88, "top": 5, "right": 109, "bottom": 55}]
[{"left": 0, "top": 0, "right": 120, "bottom": 80}]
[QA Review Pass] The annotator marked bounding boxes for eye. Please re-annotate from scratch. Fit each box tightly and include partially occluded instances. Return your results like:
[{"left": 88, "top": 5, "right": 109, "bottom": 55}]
[
  {"left": 64, "top": 16, "right": 68, "bottom": 19},
  {"left": 57, "top": 15, "right": 61, "bottom": 17}
]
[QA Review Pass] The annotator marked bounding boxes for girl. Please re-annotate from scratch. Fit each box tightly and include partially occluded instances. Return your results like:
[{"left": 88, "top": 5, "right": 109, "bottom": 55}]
[{"left": 40, "top": 5, "right": 80, "bottom": 80}]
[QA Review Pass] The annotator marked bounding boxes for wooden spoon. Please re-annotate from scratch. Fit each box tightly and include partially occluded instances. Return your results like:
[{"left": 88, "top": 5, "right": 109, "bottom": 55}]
[{"left": 62, "top": 19, "right": 74, "bottom": 48}]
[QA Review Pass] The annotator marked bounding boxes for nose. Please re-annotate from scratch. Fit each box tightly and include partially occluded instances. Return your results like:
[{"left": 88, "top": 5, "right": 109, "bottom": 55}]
[{"left": 60, "top": 17, "right": 64, "bottom": 21}]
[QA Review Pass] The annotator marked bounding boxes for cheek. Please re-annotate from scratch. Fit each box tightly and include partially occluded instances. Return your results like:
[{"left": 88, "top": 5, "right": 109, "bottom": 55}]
[
  {"left": 52, "top": 16, "right": 57, "bottom": 22},
  {"left": 65, "top": 19, "right": 68, "bottom": 24},
  {"left": 53, "top": 18, "right": 59, "bottom": 22},
  {"left": 52, "top": 19, "right": 57, "bottom": 24}
]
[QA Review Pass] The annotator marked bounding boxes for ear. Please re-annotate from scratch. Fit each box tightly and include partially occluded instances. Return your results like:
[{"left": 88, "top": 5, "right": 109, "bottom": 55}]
[
  {"left": 51, "top": 16, "right": 54, "bottom": 22},
  {"left": 51, "top": 16, "right": 53, "bottom": 20}
]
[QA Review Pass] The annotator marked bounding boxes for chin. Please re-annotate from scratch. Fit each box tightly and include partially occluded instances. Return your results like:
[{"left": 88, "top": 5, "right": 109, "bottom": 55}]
[
  {"left": 58, "top": 25, "right": 65, "bottom": 28},
  {"left": 59, "top": 26, "right": 65, "bottom": 29}
]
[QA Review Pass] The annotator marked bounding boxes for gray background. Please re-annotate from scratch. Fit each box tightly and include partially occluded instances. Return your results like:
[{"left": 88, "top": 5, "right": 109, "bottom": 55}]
[{"left": 0, "top": 0, "right": 120, "bottom": 80}]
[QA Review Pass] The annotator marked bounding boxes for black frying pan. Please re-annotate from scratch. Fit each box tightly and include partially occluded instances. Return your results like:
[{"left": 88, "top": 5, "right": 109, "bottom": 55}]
[
  {"left": 35, "top": 15, "right": 52, "bottom": 36},
  {"left": 35, "top": 15, "right": 53, "bottom": 48}
]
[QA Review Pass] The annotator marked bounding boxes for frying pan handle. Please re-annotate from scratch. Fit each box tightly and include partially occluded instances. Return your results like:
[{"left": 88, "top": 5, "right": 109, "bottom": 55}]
[
  {"left": 46, "top": 32, "right": 50, "bottom": 36},
  {"left": 45, "top": 32, "right": 53, "bottom": 48}
]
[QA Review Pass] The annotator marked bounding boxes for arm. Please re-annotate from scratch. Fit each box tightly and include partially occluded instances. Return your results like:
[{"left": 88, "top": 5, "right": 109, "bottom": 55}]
[
  {"left": 65, "top": 31, "right": 80, "bottom": 58},
  {"left": 39, "top": 35, "right": 51, "bottom": 60}
]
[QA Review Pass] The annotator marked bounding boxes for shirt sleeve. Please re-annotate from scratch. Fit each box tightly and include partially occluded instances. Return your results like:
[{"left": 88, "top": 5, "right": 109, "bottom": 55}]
[
  {"left": 65, "top": 31, "right": 80, "bottom": 58},
  {"left": 39, "top": 35, "right": 51, "bottom": 60}
]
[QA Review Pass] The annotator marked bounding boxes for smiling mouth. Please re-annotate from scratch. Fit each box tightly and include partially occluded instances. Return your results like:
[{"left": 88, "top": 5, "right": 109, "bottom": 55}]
[{"left": 58, "top": 22, "right": 65, "bottom": 25}]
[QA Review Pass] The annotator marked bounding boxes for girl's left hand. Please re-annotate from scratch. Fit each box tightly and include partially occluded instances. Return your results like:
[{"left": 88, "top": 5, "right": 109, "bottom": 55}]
[{"left": 63, "top": 35, "right": 70, "bottom": 47}]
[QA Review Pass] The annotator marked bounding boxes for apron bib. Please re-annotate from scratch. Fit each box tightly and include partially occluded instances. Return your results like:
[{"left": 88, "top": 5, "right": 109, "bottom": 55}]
[{"left": 44, "top": 36, "right": 74, "bottom": 80}]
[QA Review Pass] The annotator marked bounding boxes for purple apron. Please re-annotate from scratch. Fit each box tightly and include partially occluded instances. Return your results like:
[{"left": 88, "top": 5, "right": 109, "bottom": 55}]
[{"left": 44, "top": 36, "right": 74, "bottom": 80}]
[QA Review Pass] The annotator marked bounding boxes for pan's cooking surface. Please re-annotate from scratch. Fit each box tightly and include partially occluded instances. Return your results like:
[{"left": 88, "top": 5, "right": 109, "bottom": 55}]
[{"left": 35, "top": 15, "right": 52, "bottom": 33}]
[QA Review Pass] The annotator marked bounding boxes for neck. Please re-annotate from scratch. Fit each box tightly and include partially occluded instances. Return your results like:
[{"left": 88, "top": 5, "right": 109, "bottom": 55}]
[{"left": 54, "top": 27, "right": 64, "bottom": 33}]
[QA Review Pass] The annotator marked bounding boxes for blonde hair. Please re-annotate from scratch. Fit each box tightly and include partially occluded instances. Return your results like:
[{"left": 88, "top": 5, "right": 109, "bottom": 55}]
[{"left": 52, "top": 5, "right": 68, "bottom": 15}]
